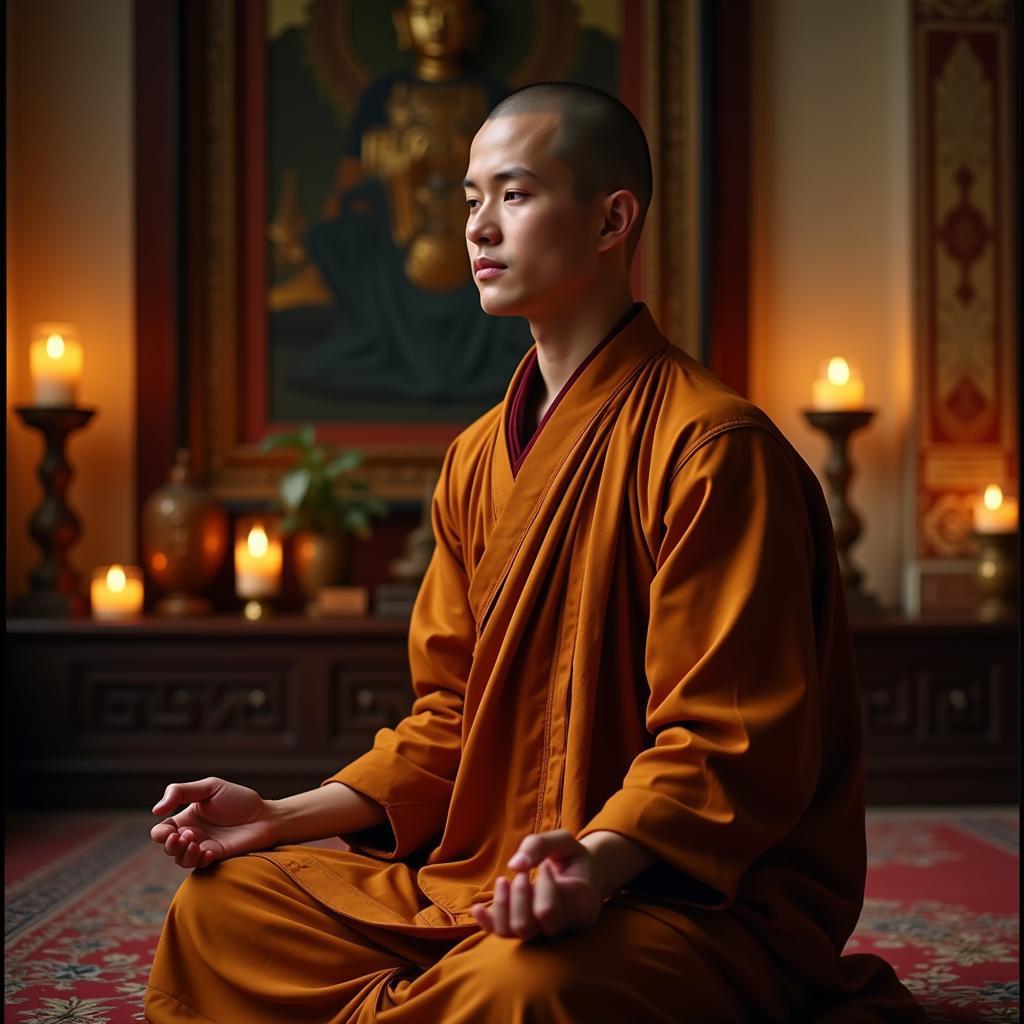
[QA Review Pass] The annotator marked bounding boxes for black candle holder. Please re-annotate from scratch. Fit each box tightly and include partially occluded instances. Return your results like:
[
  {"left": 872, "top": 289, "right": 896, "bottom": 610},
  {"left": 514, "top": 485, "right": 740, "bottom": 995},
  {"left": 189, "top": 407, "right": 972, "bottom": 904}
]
[
  {"left": 11, "top": 405, "right": 97, "bottom": 617},
  {"left": 802, "top": 408, "right": 880, "bottom": 615}
]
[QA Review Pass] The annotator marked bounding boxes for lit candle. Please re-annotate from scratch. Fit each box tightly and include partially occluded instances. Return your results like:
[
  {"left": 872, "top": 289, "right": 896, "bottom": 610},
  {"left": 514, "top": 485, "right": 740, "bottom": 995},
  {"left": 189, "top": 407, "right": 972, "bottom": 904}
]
[
  {"left": 811, "top": 357, "right": 865, "bottom": 410},
  {"left": 973, "top": 485, "right": 1019, "bottom": 534},
  {"left": 91, "top": 564, "right": 145, "bottom": 620},
  {"left": 30, "top": 323, "right": 83, "bottom": 406},
  {"left": 234, "top": 518, "right": 283, "bottom": 598}
]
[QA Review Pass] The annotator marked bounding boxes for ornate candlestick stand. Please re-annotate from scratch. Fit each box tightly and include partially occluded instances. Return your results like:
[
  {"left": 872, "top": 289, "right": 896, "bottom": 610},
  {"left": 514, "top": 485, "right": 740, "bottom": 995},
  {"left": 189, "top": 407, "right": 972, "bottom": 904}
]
[
  {"left": 803, "top": 409, "right": 880, "bottom": 615},
  {"left": 11, "top": 406, "right": 97, "bottom": 617}
]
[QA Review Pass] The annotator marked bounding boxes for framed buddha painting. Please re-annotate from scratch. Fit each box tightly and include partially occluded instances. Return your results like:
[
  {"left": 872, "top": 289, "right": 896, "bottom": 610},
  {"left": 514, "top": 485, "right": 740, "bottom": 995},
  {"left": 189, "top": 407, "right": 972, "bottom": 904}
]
[{"left": 193, "top": 0, "right": 706, "bottom": 502}]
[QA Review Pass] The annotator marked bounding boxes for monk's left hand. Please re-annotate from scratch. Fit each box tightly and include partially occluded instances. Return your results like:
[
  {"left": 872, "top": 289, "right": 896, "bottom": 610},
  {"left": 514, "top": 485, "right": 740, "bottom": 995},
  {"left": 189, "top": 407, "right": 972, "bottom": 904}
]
[{"left": 469, "top": 829, "right": 604, "bottom": 941}]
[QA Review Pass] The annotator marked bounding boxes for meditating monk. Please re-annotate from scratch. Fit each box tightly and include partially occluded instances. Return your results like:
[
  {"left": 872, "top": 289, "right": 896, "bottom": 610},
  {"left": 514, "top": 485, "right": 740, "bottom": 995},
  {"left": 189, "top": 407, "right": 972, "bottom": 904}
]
[{"left": 145, "top": 82, "right": 923, "bottom": 1022}]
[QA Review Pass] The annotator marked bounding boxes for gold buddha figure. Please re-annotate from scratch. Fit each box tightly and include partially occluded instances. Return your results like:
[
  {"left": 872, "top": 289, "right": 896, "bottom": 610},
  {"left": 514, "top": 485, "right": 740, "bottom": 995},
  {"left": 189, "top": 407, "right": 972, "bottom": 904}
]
[
  {"left": 270, "top": 0, "right": 491, "bottom": 309},
  {"left": 265, "top": 0, "right": 577, "bottom": 405}
]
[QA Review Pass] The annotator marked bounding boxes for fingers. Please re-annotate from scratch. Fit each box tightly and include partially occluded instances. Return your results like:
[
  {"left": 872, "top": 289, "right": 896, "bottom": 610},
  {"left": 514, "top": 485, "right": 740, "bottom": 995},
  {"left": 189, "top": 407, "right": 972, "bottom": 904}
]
[
  {"left": 509, "top": 871, "right": 540, "bottom": 939},
  {"left": 175, "top": 838, "right": 204, "bottom": 870},
  {"left": 491, "top": 875, "right": 510, "bottom": 935},
  {"left": 508, "top": 829, "right": 578, "bottom": 872},
  {"left": 477, "top": 871, "right": 552, "bottom": 940},
  {"left": 533, "top": 860, "right": 562, "bottom": 936},
  {"left": 470, "top": 902, "right": 494, "bottom": 932},
  {"left": 158, "top": 825, "right": 216, "bottom": 870},
  {"left": 151, "top": 820, "right": 177, "bottom": 844},
  {"left": 152, "top": 777, "right": 221, "bottom": 816},
  {"left": 171, "top": 836, "right": 215, "bottom": 870}
]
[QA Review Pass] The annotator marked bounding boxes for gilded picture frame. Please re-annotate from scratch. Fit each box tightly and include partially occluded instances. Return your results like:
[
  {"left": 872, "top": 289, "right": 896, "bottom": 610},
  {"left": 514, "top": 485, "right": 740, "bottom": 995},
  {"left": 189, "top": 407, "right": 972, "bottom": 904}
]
[{"left": 195, "top": 0, "right": 705, "bottom": 503}]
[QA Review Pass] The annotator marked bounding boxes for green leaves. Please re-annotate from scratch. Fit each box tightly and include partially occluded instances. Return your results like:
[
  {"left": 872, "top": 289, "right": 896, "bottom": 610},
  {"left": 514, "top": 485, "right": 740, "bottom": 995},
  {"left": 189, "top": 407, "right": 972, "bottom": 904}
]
[
  {"left": 281, "top": 467, "right": 312, "bottom": 511},
  {"left": 258, "top": 423, "right": 387, "bottom": 538},
  {"left": 342, "top": 505, "right": 373, "bottom": 539},
  {"left": 326, "top": 450, "right": 364, "bottom": 478}
]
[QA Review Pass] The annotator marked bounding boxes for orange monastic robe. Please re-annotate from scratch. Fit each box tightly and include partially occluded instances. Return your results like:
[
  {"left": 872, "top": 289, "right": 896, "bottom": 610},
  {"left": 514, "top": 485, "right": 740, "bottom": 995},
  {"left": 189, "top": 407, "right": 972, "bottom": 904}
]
[{"left": 146, "top": 306, "right": 922, "bottom": 1022}]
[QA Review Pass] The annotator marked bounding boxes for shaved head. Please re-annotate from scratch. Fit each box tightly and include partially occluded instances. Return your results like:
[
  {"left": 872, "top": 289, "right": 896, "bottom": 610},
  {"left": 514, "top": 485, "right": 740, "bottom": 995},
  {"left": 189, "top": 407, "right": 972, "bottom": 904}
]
[{"left": 486, "top": 82, "right": 653, "bottom": 257}]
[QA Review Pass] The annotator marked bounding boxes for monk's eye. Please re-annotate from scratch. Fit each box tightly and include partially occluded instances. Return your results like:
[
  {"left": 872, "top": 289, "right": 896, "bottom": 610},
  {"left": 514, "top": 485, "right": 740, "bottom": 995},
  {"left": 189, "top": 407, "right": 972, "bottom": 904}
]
[
  {"left": 504, "top": 190, "right": 526, "bottom": 202},
  {"left": 465, "top": 197, "right": 481, "bottom": 209}
]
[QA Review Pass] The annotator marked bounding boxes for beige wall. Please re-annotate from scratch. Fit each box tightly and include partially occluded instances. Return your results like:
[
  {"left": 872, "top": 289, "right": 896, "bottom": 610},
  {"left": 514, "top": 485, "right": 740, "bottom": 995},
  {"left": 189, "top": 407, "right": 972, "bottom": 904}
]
[
  {"left": 750, "top": 0, "right": 913, "bottom": 610},
  {"left": 6, "top": 0, "right": 134, "bottom": 608}
]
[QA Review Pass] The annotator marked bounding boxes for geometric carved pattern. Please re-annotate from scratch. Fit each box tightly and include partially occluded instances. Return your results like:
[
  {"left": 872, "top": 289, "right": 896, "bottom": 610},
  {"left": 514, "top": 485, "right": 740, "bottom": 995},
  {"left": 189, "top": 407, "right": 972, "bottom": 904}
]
[
  {"left": 5, "top": 617, "right": 1017, "bottom": 807},
  {"left": 76, "top": 670, "right": 288, "bottom": 736},
  {"left": 859, "top": 669, "right": 917, "bottom": 736},
  {"left": 859, "top": 654, "right": 1000, "bottom": 744},
  {"left": 330, "top": 668, "right": 413, "bottom": 740},
  {"left": 924, "top": 666, "right": 995, "bottom": 738}
]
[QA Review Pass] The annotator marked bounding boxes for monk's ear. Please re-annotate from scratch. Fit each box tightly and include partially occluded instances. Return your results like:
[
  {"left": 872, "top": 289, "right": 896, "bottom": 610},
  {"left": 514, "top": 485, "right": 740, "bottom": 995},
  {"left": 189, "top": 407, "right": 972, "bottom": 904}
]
[{"left": 596, "top": 189, "right": 640, "bottom": 254}]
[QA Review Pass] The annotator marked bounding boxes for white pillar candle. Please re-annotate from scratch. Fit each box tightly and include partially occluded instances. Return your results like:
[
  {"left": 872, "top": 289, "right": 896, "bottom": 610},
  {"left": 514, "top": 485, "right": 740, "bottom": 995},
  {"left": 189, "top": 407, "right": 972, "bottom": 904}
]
[
  {"left": 30, "top": 323, "right": 83, "bottom": 406},
  {"left": 811, "top": 356, "right": 865, "bottom": 410},
  {"left": 91, "top": 564, "right": 145, "bottom": 620},
  {"left": 973, "top": 485, "right": 1019, "bottom": 533},
  {"left": 234, "top": 519, "right": 283, "bottom": 598}
]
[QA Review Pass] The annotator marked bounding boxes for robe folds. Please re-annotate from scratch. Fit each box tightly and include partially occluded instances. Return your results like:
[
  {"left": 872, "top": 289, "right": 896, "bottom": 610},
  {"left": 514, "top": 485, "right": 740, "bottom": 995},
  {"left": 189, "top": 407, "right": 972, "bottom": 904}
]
[{"left": 147, "top": 305, "right": 922, "bottom": 1022}]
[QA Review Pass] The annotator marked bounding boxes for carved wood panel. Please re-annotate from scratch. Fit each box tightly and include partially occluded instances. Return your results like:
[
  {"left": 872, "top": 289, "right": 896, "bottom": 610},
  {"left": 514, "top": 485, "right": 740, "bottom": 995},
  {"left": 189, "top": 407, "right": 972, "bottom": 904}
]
[
  {"left": 858, "top": 668, "right": 917, "bottom": 736},
  {"left": 924, "top": 665, "right": 997, "bottom": 739},
  {"left": 855, "top": 628, "right": 1014, "bottom": 764},
  {"left": 72, "top": 664, "right": 293, "bottom": 749},
  {"left": 5, "top": 616, "right": 1017, "bottom": 806},
  {"left": 330, "top": 668, "right": 414, "bottom": 743}
]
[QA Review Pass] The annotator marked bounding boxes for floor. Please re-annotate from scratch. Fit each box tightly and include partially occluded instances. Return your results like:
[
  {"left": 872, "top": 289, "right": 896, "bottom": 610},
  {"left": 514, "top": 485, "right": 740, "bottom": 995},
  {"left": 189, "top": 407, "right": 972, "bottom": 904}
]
[{"left": 4, "top": 806, "right": 1019, "bottom": 1023}]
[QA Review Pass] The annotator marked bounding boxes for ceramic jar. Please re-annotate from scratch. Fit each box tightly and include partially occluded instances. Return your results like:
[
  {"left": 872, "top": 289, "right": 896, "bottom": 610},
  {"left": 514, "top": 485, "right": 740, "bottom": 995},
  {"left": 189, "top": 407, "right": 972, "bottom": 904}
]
[{"left": 142, "top": 448, "right": 229, "bottom": 615}]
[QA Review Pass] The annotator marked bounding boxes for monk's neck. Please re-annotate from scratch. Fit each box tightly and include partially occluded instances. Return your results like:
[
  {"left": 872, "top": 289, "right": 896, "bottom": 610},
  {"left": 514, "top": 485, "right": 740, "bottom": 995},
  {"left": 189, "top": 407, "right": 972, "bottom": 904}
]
[{"left": 528, "top": 293, "right": 637, "bottom": 420}]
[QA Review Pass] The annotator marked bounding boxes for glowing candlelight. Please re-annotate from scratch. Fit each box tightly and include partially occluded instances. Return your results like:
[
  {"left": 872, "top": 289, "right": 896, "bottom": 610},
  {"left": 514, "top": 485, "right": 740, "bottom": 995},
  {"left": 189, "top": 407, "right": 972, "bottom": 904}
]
[
  {"left": 90, "top": 564, "right": 144, "bottom": 620},
  {"left": 234, "top": 518, "right": 283, "bottom": 598},
  {"left": 811, "top": 357, "right": 865, "bottom": 410},
  {"left": 973, "top": 485, "right": 1019, "bottom": 534},
  {"left": 30, "top": 323, "right": 84, "bottom": 406}
]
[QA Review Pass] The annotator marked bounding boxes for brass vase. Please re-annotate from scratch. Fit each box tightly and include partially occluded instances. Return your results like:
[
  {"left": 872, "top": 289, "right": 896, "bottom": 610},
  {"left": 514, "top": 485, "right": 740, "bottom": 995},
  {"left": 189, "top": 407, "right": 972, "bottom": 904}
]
[
  {"left": 294, "top": 531, "right": 350, "bottom": 604},
  {"left": 971, "top": 530, "right": 1019, "bottom": 621},
  {"left": 142, "top": 448, "right": 229, "bottom": 615}
]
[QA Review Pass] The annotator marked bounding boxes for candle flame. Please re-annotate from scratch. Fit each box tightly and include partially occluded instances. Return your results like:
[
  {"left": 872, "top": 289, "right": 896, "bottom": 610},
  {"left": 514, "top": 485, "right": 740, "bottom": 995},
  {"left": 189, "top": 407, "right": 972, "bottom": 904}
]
[
  {"left": 106, "top": 565, "right": 127, "bottom": 592},
  {"left": 983, "top": 484, "right": 1004, "bottom": 511},
  {"left": 46, "top": 333, "right": 66, "bottom": 359},
  {"left": 247, "top": 525, "right": 269, "bottom": 557},
  {"left": 826, "top": 357, "right": 851, "bottom": 387}
]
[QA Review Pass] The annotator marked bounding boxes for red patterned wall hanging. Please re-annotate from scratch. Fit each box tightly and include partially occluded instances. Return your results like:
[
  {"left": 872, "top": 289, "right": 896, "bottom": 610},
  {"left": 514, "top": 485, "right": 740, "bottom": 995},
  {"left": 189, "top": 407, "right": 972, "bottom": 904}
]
[{"left": 910, "top": 0, "right": 1018, "bottom": 608}]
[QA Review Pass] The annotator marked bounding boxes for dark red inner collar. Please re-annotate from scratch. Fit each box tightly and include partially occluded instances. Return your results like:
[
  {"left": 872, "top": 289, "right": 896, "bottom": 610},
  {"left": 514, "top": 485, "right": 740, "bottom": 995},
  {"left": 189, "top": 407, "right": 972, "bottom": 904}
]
[{"left": 506, "top": 303, "right": 643, "bottom": 477}]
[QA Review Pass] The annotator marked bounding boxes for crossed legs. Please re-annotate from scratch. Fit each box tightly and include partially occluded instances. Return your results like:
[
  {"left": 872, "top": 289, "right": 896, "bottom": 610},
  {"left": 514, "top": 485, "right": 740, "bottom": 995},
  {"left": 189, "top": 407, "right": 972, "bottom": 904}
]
[{"left": 145, "top": 854, "right": 789, "bottom": 1023}]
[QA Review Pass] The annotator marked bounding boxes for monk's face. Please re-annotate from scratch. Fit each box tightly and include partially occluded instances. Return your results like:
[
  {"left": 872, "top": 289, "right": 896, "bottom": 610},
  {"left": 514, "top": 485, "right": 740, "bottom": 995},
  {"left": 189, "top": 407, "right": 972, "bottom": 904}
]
[{"left": 464, "top": 112, "right": 602, "bottom": 319}]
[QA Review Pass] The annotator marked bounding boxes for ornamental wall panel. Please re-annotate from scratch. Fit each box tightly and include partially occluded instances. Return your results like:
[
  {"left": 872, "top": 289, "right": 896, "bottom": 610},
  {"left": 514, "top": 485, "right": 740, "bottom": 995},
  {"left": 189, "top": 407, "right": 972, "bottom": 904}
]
[{"left": 910, "top": 0, "right": 1017, "bottom": 610}]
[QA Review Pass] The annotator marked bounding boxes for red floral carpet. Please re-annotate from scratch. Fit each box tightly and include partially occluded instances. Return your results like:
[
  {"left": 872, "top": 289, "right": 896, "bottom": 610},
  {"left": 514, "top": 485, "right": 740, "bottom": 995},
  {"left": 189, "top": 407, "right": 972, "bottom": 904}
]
[{"left": 5, "top": 809, "right": 1018, "bottom": 1023}]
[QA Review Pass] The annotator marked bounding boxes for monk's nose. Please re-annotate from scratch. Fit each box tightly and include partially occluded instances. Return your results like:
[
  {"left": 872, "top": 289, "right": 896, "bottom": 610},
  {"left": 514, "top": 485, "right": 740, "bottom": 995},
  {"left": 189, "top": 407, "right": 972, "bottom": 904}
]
[{"left": 466, "top": 214, "right": 499, "bottom": 248}]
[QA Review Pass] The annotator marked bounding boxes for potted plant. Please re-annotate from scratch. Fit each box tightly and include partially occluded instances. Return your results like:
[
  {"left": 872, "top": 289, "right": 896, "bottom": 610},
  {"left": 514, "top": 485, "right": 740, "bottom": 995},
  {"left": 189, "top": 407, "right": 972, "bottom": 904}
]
[{"left": 258, "top": 423, "right": 388, "bottom": 602}]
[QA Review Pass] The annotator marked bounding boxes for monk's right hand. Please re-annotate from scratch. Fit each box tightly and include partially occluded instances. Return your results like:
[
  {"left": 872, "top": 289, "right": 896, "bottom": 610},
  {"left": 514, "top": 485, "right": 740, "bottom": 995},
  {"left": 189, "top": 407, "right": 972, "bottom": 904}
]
[{"left": 150, "top": 777, "right": 278, "bottom": 870}]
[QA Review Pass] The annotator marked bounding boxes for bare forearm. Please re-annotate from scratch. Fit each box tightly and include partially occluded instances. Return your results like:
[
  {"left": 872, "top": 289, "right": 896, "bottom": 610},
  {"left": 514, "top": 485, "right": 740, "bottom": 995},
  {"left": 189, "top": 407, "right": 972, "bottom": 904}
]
[
  {"left": 579, "top": 829, "right": 657, "bottom": 901},
  {"left": 268, "top": 782, "right": 386, "bottom": 846}
]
